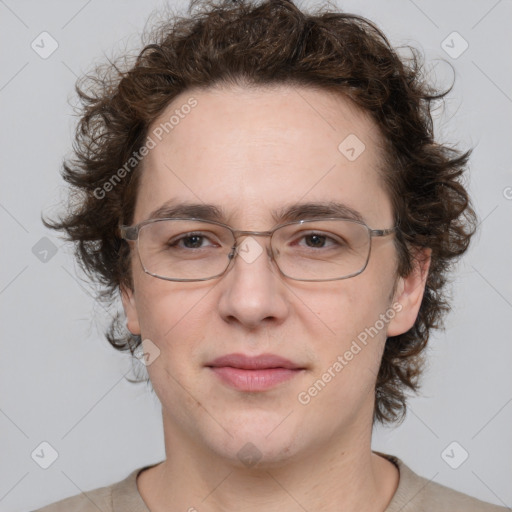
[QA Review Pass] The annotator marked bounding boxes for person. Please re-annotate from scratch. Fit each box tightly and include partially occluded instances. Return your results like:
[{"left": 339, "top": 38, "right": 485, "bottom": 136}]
[{"left": 33, "top": 0, "right": 507, "bottom": 510}]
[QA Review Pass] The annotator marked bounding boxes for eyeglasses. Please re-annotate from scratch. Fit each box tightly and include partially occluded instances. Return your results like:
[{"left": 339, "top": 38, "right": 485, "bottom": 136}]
[{"left": 120, "top": 217, "right": 397, "bottom": 282}]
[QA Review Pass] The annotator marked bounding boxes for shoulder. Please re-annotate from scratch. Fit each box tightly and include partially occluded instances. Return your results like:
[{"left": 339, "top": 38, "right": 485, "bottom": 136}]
[
  {"left": 377, "top": 452, "right": 509, "bottom": 512},
  {"left": 32, "top": 464, "right": 155, "bottom": 512},
  {"left": 32, "top": 483, "right": 112, "bottom": 512}
]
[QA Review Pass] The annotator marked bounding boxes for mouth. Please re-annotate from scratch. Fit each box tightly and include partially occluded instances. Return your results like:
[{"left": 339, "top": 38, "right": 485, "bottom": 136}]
[{"left": 205, "top": 353, "right": 306, "bottom": 392}]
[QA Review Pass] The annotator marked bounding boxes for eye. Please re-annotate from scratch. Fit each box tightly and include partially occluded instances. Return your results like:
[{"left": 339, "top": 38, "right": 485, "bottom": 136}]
[
  {"left": 168, "top": 232, "right": 218, "bottom": 249},
  {"left": 294, "top": 231, "right": 344, "bottom": 249}
]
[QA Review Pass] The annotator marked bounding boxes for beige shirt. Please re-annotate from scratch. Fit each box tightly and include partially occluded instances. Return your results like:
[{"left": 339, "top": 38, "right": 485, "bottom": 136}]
[{"left": 33, "top": 452, "right": 508, "bottom": 511}]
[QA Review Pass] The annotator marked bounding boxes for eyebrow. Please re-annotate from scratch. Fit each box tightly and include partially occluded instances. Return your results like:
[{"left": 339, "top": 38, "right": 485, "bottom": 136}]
[{"left": 146, "top": 199, "right": 366, "bottom": 225}]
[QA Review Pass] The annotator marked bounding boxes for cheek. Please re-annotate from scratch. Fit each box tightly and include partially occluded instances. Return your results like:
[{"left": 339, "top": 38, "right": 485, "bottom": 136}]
[
  {"left": 135, "top": 282, "right": 212, "bottom": 401},
  {"left": 294, "top": 273, "right": 394, "bottom": 407},
  {"left": 133, "top": 277, "right": 223, "bottom": 373},
  {"left": 297, "top": 274, "right": 393, "bottom": 344},
  {"left": 294, "top": 279, "right": 392, "bottom": 419}
]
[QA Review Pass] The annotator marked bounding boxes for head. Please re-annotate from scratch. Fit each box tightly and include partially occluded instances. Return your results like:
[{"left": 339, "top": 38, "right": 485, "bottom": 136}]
[{"left": 45, "top": 0, "right": 476, "bottom": 464}]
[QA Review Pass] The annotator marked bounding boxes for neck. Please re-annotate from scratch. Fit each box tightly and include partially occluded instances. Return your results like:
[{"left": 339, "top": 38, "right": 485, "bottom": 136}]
[{"left": 137, "top": 415, "right": 399, "bottom": 512}]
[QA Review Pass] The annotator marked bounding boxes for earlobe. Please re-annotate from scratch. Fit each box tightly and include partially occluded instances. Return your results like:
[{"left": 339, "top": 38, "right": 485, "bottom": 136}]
[
  {"left": 386, "top": 247, "right": 432, "bottom": 337},
  {"left": 120, "top": 284, "right": 141, "bottom": 336}
]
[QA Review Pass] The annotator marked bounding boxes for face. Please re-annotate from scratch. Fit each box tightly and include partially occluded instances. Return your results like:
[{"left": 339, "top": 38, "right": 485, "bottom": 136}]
[{"left": 122, "top": 84, "right": 429, "bottom": 468}]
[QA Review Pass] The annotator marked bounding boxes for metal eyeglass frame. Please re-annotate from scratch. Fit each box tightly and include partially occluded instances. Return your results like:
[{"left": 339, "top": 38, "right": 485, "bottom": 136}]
[{"left": 119, "top": 217, "right": 398, "bottom": 282}]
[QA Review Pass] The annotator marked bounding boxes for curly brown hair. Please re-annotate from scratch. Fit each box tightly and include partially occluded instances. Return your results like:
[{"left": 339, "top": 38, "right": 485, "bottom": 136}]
[{"left": 43, "top": 0, "right": 477, "bottom": 425}]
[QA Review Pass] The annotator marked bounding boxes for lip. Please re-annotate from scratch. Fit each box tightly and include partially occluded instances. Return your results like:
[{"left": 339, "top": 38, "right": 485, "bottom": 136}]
[{"left": 206, "top": 353, "right": 306, "bottom": 391}]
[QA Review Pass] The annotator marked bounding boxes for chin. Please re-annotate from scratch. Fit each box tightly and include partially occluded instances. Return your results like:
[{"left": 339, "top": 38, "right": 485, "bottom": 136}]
[{"left": 200, "top": 413, "right": 307, "bottom": 469}]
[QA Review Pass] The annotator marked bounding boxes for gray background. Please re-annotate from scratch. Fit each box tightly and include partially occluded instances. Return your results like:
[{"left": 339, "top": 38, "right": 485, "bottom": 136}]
[{"left": 0, "top": 0, "right": 511, "bottom": 511}]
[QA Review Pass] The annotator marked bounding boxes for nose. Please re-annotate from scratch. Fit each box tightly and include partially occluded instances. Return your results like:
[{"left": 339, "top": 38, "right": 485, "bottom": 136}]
[{"left": 216, "top": 235, "right": 290, "bottom": 330}]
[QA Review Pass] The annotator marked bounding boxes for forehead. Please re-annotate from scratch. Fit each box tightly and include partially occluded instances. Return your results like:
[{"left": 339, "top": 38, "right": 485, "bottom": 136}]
[{"left": 134, "top": 84, "right": 392, "bottom": 228}]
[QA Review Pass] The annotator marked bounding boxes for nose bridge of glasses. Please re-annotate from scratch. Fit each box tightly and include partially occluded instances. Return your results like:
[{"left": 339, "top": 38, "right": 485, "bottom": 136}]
[
  {"left": 230, "top": 229, "right": 277, "bottom": 262},
  {"left": 232, "top": 229, "right": 275, "bottom": 238}
]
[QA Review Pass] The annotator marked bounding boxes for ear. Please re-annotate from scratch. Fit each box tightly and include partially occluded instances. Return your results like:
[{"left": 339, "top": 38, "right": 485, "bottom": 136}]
[
  {"left": 386, "top": 247, "right": 431, "bottom": 337},
  {"left": 120, "top": 284, "right": 141, "bottom": 336}
]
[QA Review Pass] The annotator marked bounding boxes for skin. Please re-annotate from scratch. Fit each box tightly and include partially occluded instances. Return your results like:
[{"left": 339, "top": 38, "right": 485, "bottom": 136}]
[{"left": 121, "top": 83, "right": 431, "bottom": 512}]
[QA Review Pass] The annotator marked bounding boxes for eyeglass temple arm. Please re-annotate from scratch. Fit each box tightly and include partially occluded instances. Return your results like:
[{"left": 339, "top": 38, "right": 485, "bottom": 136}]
[
  {"left": 119, "top": 225, "right": 138, "bottom": 241},
  {"left": 370, "top": 227, "right": 397, "bottom": 237}
]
